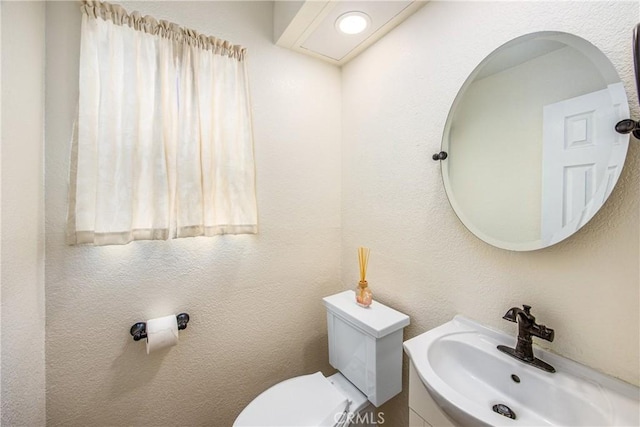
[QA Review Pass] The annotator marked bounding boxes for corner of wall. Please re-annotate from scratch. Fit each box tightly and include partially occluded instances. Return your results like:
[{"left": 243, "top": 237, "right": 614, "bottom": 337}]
[{"left": 1, "top": 1, "right": 46, "bottom": 425}]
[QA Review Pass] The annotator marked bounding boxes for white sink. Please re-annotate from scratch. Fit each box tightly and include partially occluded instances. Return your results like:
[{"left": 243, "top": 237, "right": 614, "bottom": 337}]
[{"left": 403, "top": 316, "right": 639, "bottom": 426}]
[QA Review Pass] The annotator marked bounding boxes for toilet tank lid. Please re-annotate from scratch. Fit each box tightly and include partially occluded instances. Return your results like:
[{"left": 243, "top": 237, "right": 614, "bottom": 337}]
[{"left": 323, "top": 290, "right": 410, "bottom": 339}]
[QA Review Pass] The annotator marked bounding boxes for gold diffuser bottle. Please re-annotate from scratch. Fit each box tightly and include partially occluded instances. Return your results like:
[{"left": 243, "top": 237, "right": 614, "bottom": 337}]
[{"left": 356, "top": 247, "right": 373, "bottom": 307}]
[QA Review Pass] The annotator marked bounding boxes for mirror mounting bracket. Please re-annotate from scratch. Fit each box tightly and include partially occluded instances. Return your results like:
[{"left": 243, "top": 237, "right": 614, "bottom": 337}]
[
  {"left": 616, "top": 23, "right": 640, "bottom": 140},
  {"left": 432, "top": 151, "right": 448, "bottom": 161},
  {"left": 615, "top": 119, "right": 640, "bottom": 139}
]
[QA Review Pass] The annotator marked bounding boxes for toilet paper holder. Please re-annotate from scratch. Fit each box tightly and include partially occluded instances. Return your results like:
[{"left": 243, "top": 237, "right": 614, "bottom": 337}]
[{"left": 130, "top": 313, "right": 190, "bottom": 341}]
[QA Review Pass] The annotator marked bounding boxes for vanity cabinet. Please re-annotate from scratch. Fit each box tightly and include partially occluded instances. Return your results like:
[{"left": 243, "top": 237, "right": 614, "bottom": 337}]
[{"left": 408, "top": 362, "right": 455, "bottom": 427}]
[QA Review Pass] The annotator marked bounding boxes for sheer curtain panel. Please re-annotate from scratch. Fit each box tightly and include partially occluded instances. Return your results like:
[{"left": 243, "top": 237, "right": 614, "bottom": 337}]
[{"left": 67, "top": 0, "right": 258, "bottom": 245}]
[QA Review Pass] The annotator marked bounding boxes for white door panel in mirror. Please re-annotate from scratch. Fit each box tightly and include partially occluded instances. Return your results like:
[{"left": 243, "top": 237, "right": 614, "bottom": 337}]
[{"left": 441, "top": 32, "right": 629, "bottom": 251}]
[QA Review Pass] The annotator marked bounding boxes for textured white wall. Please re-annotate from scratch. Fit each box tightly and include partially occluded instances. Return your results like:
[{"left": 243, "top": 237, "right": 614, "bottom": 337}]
[
  {"left": 45, "top": 2, "right": 341, "bottom": 425},
  {"left": 341, "top": 1, "right": 639, "bottom": 424},
  {"left": 1, "top": 1, "right": 46, "bottom": 425}
]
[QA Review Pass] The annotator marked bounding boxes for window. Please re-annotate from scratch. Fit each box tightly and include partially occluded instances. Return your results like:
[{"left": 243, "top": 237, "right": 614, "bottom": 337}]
[{"left": 67, "top": 0, "right": 258, "bottom": 245}]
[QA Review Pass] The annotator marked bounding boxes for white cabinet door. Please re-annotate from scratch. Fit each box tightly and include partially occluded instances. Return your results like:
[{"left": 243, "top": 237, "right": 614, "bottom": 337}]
[
  {"left": 409, "top": 408, "right": 428, "bottom": 427},
  {"left": 408, "top": 362, "right": 455, "bottom": 427}
]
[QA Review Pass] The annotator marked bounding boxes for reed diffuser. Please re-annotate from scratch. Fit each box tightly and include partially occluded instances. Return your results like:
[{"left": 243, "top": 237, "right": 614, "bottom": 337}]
[{"left": 356, "top": 247, "right": 373, "bottom": 307}]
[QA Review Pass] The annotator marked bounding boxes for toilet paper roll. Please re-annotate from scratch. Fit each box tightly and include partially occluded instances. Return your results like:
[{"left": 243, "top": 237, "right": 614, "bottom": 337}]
[{"left": 146, "top": 314, "right": 179, "bottom": 354}]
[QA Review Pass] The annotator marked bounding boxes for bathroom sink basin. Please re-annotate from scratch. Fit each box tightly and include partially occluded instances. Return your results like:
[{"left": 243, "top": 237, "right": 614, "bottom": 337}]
[{"left": 403, "top": 316, "right": 639, "bottom": 426}]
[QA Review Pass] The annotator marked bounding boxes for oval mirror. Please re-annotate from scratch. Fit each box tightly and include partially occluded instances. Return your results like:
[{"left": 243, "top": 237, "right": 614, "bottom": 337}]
[{"left": 442, "top": 32, "right": 630, "bottom": 251}]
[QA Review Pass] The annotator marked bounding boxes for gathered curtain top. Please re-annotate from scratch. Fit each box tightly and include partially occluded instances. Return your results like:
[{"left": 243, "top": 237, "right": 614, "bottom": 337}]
[{"left": 81, "top": 0, "right": 247, "bottom": 60}]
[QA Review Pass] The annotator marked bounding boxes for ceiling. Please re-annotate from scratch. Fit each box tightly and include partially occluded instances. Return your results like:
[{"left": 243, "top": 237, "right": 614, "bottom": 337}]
[{"left": 274, "top": 1, "right": 427, "bottom": 66}]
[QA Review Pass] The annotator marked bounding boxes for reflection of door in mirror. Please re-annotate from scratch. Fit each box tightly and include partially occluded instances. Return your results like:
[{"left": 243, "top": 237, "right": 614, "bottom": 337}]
[{"left": 541, "top": 82, "right": 627, "bottom": 246}]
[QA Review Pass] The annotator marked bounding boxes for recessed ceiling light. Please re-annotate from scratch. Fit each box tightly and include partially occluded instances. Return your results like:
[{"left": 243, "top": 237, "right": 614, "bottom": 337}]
[{"left": 335, "top": 11, "right": 371, "bottom": 35}]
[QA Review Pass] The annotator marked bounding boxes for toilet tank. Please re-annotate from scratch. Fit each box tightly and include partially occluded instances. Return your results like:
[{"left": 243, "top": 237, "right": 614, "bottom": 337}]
[{"left": 323, "top": 290, "right": 410, "bottom": 407}]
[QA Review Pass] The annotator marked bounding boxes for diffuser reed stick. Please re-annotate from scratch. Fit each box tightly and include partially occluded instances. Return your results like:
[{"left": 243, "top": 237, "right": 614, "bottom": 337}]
[
  {"left": 358, "top": 247, "right": 370, "bottom": 282},
  {"left": 356, "top": 247, "right": 373, "bottom": 307}
]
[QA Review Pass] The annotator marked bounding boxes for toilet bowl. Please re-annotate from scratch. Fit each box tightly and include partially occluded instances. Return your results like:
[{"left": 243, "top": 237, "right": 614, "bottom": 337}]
[
  {"left": 233, "top": 290, "right": 410, "bottom": 427},
  {"left": 233, "top": 371, "right": 370, "bottom": 427}
]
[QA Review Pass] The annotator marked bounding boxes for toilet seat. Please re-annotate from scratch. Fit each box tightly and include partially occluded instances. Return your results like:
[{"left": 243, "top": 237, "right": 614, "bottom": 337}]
[{"left": 233, "top": 372, "right": 349, "bottom": 427}]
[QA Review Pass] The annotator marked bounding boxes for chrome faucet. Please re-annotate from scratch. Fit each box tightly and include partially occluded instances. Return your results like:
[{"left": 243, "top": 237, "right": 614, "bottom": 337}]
[{"left": 497, "top": 305, "right": 556, "bottom": 373}]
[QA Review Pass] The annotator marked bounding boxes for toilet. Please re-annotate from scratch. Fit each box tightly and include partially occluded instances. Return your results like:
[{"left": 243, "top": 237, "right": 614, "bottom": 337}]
[{"left": 233, "top": 290, "right": 410, "bottom": 427}]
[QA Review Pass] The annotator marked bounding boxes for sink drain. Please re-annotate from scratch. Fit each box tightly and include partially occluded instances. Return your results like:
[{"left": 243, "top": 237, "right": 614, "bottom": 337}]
[{"left": 492, "top": 404, "right": 516, "bottom": 420}]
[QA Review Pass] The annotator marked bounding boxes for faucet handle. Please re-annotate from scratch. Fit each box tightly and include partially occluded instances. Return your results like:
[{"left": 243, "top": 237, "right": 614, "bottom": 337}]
[{"left": 523, "top": 304, "right": 531, "bottom": 313}]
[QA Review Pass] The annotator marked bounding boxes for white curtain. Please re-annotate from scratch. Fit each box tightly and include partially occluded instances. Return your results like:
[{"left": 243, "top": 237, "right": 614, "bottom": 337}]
[{"left": 67, "top": 0, "right": 258, "bottom": 245}]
